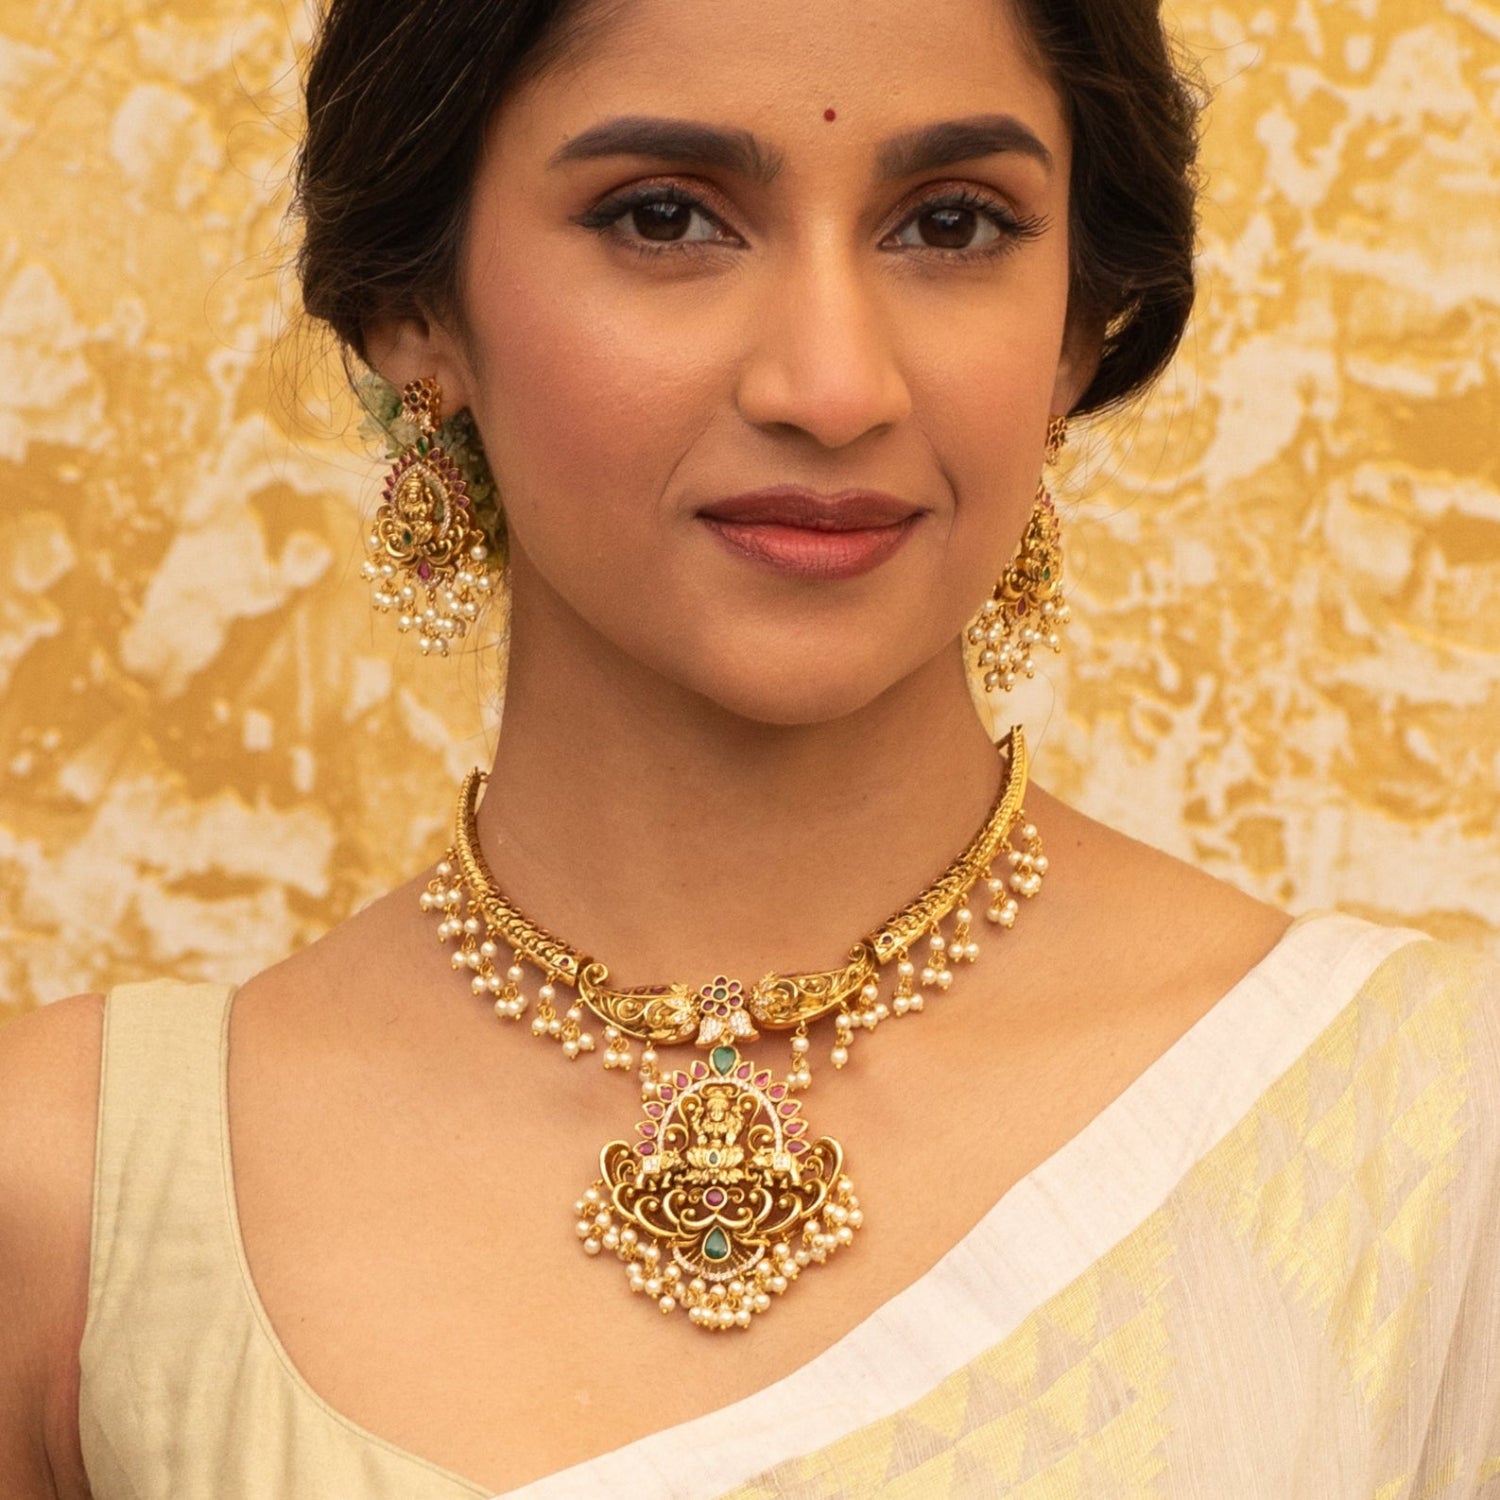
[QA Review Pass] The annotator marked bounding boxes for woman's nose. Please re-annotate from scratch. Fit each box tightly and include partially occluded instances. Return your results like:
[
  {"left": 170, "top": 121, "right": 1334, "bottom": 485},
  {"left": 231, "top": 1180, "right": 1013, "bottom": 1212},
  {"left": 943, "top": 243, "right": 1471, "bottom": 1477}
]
[{"left": 733, "top": 250, "right": 913, "bottom": 450}]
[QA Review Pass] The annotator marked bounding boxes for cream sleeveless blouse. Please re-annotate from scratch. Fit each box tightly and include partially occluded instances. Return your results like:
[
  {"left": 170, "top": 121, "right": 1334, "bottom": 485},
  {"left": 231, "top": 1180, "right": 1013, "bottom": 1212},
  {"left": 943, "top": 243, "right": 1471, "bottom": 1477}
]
[{"left": 80, "top": 913, "right": 1500, "bottom": 1498}]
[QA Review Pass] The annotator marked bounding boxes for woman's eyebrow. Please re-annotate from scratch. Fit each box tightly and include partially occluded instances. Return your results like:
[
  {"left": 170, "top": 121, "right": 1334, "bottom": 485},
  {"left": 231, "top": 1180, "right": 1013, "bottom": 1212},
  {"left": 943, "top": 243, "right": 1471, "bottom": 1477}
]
[
  {"left": 876, "top": 115, "right": 1053, "bottom": 179},
  {"left": 548, "top": 112, "right": 1052, "bottom": 183},
  {"left": 549, "top": 117, "right": 785, "bottom": 183}
]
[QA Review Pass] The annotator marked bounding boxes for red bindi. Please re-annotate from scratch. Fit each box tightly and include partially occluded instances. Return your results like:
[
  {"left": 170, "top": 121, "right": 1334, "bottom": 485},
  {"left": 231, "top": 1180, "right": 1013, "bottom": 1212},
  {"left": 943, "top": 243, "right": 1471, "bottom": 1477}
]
[{"left": 823, "top": 108, "right": 837, "bottom": 122}]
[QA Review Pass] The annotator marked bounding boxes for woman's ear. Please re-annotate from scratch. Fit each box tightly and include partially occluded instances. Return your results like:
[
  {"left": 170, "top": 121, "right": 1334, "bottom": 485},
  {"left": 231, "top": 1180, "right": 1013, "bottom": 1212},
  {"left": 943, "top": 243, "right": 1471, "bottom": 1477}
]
[
  {"left": 1051, "top": 312, "right": 1106, "bottom": 418},
  {"left": 363, "top": 310, "right": 478, "bottom": 416}
]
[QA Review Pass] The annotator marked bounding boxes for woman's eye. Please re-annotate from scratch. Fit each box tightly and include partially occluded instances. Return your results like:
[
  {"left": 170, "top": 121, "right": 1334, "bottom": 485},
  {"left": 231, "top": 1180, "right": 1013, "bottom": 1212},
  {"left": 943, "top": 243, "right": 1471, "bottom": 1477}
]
[
  {"left": 882, "top": 195, "right": 1038, "bottom": 253},
  {"left": 582, "top": 191, "right": 736, "bottom": 249}
]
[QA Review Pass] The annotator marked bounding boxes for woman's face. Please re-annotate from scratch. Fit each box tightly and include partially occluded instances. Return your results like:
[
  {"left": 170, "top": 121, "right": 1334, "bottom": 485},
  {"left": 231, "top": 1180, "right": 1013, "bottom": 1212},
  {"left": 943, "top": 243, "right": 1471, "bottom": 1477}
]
[{"left": 430, "top": 0, "right": 1086, "bottom": 725}]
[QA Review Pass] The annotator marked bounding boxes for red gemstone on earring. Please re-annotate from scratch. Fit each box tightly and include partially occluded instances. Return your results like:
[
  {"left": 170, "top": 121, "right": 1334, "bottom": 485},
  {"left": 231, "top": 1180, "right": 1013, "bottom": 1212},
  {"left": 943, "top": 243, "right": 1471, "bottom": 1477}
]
[{"left": 417, "top": 561, "right": 433, "bottom": 581}]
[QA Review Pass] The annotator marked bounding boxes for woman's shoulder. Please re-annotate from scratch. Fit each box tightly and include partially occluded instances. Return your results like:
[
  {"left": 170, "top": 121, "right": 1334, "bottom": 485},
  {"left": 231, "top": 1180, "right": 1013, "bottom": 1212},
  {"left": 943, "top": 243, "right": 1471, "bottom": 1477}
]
[
  {"left": 1028, "top": 785, "right": 1497, "bottom": 1069},
  {"left": 0, "top": 991, "right": 104, "bottom": 1500},
  {"left": 0, "top": 991, "right": 105, "bottom": 1257}
]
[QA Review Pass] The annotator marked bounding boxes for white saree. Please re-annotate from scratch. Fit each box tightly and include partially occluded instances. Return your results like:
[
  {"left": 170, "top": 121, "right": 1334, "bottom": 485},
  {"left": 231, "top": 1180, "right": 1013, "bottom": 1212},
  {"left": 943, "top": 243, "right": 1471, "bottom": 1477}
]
[{"left": 79, "top": 912, "right": 1500, "bottom": 1498}]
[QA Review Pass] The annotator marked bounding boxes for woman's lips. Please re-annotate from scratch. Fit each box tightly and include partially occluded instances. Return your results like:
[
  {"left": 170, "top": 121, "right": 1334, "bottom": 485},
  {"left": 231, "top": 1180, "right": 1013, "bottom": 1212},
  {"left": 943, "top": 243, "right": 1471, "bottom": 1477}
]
[
  {"left": 697, "top": 487, "right": 923, "bottom": 580},
  {"left": 701, "top": 516, "right": 918, "bottom": 578}
]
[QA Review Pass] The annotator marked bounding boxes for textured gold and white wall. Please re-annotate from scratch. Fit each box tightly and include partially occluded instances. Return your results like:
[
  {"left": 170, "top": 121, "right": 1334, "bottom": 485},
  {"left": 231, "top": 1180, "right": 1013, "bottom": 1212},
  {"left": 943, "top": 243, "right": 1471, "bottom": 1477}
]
[{"left": 2, "top": 0, "right": 1497, "bottom": 1019}]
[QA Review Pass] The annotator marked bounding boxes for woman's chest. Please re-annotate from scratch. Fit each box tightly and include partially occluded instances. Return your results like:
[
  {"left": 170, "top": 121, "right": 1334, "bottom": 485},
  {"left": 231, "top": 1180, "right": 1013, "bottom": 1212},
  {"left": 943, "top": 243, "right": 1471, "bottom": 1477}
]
[{"left": 226, "top": 969, "right": 1214, "bottom": 1495}]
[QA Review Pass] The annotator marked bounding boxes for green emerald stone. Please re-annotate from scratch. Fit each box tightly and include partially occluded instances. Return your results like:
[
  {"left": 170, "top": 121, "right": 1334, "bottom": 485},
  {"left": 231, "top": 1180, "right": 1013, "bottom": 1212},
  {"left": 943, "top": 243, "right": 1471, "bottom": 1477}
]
[
  {"left": 704, "top": 1227, "right": 730, "bottom": 1261},
  {"left": 710, "top": 1045, "right": 737, "bottom": 1074}
]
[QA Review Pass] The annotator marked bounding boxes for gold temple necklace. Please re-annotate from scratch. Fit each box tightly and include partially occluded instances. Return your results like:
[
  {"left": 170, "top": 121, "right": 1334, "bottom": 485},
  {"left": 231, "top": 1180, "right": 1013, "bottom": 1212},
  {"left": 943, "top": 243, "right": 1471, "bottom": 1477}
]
[{"left": 420, "top": 725, "right": 1046, "bottom": 1333}]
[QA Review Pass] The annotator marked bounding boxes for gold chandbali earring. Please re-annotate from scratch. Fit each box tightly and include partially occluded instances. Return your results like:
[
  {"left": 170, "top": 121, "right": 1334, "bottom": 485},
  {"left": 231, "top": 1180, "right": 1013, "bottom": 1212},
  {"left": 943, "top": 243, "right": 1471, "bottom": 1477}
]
[
  {"left": 420, "top": 727, "right": 1049, "bottom": 1333},
  {"left": 361, "top": 377, "right": 495, "bottom": 656},
  {"left": 970, "top": 415, "right": 1072, "bottom": 692}
]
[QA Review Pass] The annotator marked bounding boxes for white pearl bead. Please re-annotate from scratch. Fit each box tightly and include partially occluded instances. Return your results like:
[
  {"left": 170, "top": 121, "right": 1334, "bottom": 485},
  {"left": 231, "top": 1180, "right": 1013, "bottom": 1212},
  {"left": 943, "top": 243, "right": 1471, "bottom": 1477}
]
[
  {"left": 831, "top": 1046, "right": 849, "bottom": 1068},
  {"left": 582, "top": 1239, "right": 602, "bottom": 1256},
  {"left": 791, "top": 1035, "right": 810, "bottom": 1055}
]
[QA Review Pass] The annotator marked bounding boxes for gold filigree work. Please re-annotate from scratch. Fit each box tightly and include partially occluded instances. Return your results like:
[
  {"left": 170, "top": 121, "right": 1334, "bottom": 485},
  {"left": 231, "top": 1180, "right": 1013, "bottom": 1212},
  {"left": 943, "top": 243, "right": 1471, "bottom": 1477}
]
[{"left": 421, "top": 725, "right": 1047, "bottom": 1330}]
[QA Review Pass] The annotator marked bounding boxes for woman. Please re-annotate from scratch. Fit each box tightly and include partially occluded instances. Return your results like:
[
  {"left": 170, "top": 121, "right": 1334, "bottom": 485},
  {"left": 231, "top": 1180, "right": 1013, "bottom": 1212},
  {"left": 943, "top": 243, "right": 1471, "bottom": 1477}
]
[{"left": 2, "top": 0, "right": 1496, "bottom": 1494}]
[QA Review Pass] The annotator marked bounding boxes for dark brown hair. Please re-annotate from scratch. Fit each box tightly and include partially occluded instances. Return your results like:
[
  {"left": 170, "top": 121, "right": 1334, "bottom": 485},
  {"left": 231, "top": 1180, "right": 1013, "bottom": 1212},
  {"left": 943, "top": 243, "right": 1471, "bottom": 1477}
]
[{"left": 295, "top": 0, "right": 1200, "bottom": 417}]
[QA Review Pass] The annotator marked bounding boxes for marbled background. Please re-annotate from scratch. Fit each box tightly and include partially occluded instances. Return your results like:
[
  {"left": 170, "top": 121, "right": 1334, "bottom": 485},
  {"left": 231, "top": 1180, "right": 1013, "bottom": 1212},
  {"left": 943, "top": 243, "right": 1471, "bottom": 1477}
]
[{"left": 2, "top": 0, "right": 1497, "bottom": 1019}]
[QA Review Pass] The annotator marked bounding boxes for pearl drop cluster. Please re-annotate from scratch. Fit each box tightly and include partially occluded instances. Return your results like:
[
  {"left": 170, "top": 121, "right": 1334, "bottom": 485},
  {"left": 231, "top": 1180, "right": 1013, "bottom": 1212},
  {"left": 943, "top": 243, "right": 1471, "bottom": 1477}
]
[
  {"left": 362, "top": 541, "right": 494, "bottom": 656},
  {"left": 826, "top": 817, "right": 1044, "bottom": 1073},
  {"left": 424, "top": 807, "right": 1048, "bottom": 1093},
  {"left": 573, "top": 1176, "right": 862, "bottom": 1330},
  {"left": 970, "top": 592, "right": 1071, "bottom": 693}
]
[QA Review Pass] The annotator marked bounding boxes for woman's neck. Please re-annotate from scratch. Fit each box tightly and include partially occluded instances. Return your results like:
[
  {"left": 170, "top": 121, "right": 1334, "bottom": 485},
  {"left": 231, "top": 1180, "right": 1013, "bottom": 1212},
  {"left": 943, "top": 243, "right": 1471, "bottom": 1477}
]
[{"left": 476, "top": 602, "right": 1008, "bottom": 986}]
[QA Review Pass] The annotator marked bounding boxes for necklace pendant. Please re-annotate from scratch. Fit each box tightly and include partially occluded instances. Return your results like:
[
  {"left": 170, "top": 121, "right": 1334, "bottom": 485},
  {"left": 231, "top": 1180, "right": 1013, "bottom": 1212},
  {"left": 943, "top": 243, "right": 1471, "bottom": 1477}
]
[{"left": 577, "top": 1045, "right": 860, "bottom": 1331}]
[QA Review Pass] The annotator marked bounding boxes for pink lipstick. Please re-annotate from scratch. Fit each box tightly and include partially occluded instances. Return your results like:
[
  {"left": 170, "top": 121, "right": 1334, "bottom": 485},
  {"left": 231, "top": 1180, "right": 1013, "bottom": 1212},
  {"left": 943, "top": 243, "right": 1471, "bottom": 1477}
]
[{"left": 698, "top": 486, "right": 924, "bottom": 580}]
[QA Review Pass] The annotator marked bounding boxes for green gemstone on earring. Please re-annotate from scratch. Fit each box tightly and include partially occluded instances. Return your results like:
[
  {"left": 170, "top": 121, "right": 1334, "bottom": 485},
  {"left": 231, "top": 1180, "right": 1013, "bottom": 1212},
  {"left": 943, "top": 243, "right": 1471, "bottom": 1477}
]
[
  {"left": 704, "top": 1227, "right": 730, "bottom": 1261},
  {"left": 711, "top": 1045, "right": 737, "bottom": 1074}
]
